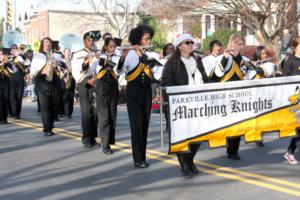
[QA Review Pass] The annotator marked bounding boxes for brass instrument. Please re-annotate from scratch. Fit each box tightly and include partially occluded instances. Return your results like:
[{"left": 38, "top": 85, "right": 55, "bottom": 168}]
[
  {"left": 0, "top": 59, "right": 13, "bottom": 77},
  {"left": 59, "top": 33, "right": 83, "bottom": 53},
  {"left": 65, "top": 70, "right": 73, "bottom": 89},
  {"left": 42, "top": 52, "right": 56, "bottom": 82},
  {"left": 2, "top": 31, "right": 26, "bottom": 49},
  {"left": 6, "top": 55, "right": 14, "bottom": 62}
]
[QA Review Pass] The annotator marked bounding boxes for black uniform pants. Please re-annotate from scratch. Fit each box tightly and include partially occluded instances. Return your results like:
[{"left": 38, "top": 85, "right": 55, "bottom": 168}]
[
  {"left": 63, "top": 90, "right": 75, "bottom": 117},
  {"left": 9, "top": 70, "right": 24, "bottom": 117},
  {"left": 36, "top": 76, "right": 60, "bottom": 132},
  {"left": 288, "top": 135, "right": 300, "bottom": 154},
  {"left": 34, "top": 83, "right": 41, "bottom": 112},
  {"left": 0, "top": 77, "right": 10, "bottom": 122},
  {"left": 177, "top": 144, "right": 200, "bottom": 169},
  {"left": 95, "top": 79, "right": 118, "bottom": 147},
  {"left": 227, "top": 137, "right": 241, "bottom": 156},
  {"left": 62, "top": 79, "right": 75, "bottom": 117},
  {"left": 126, "top": 83, "right": 152, "bottom": 163},
  {"left": 77, "top": 84, "right": 97, "bottom": 144}
]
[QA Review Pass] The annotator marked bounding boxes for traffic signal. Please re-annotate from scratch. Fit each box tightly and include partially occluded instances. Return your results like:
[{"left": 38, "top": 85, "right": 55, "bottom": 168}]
[{"left": 7, "top": 0, "right": 13, "bottom": 27}]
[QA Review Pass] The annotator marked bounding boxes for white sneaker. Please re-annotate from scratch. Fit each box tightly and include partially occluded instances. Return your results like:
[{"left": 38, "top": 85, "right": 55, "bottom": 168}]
[{"left": 284, "top": 153, "right": 298, "bottom": 165}]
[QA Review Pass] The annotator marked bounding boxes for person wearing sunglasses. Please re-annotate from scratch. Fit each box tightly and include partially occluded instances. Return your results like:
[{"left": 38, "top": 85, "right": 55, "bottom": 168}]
[{"left": 161, "top": 33, "right": 209, "bottom": 178}]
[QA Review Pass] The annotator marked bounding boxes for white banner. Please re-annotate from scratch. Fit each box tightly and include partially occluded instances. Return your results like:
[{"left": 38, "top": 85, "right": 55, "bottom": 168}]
[{"left": 166, "top": 76, "right": 300, "bottom": 153}]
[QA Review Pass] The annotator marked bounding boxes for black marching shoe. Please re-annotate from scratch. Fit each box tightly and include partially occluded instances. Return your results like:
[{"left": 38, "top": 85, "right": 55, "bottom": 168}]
[
  {"left": 102, "top": 146, "right": 113, "bottom": 154},
  {"left": 134, "top": 161, "right": 149, "bottom": 169},
  {"left": 256, "top": 141, "right": 264, "bottom": 147},
  {"left": 189, "top": 163, "right": 200, "bottom": 174},
  {"left": 83, "top": 142, "right": 95, "bottom": 148},
  {"left": 228, "top": 154, "right": 241, "bottom": 160},
  {"left": 181, "top": 164, "right": 193, "bottom": 179},
  {"left": 91, "top": 139, "right": 99, "bottom": 147},
  {"left": 44, "top": 131, "right": 54, "bottom": 136}
]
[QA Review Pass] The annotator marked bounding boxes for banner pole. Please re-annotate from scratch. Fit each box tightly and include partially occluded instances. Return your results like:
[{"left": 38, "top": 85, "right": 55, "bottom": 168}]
[{"left": 159, "top": 86, "right": 164, "bottom": 150}]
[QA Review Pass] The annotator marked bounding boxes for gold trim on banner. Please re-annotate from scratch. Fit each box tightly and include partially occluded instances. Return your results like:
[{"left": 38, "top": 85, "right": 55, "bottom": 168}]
[{"left": 170, "top": 105, "right": 299, "bottom": 153}]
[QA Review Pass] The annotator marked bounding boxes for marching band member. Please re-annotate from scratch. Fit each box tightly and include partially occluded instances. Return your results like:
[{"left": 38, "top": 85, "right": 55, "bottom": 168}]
[
  {"left": 9, "top": 44, "right": 30, "bottom": 119},
  {"left": 0, "top": 49, "right": 16, "bottom": 124},
  {"left": 161, "top": 33, "right": 209, "bottom": 178},
  {"left": 251, "top": 46, "right": 276, "bottom": 79},
  {"left": 283, "top": 37, "right": 300, "bottom": 165},
  {"left": 163, "top": 43, "right": 175, "bottom": 58},
  {"left": 61, "top": 48, "right": 76, "bottom": 119},
  {"left": 30, "top": 37, "right": 61, "bottom": 136},
  {"left": 117, "top": 25, "right": 157, "bottom": 168},
  {"left": 161, "top": 43, "right": 175, "bottom": 133},
  {"left": 52, "top": 50, "right": 65, "bottom": 121},
  {"left": 202, "top": 40, "right": 222, "bottom": 82},
  {"left": 71, "top": 32, "right": 98, "bottom": 148},
  {"left": 94, "top": 38, "right": 119, "bottom": 154},
  {"left": 214, "top": 34, "right": 253, "bottom": 160},
  {"left": 246, "top": 46, "right": 277, "bottom": 147},
  {"left": 102, "top": 32, "right": 113, "bottom": 41}
]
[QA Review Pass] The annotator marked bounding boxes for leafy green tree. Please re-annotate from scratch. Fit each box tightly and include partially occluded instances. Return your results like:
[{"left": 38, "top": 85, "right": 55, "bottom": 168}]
[
  {"left": 138, "top": 13, "right": 167, "bottom": 52},
  {"left": 202, "top": 28, "right": 242, "bottom": 51}
]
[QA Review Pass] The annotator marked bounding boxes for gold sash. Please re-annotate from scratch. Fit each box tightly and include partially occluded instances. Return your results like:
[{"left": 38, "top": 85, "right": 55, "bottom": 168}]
[
  {"left": 221, "top": 60, "right": 244, "bottom": 82},
  {"left": 126, "top": 63, "right": 153, "bottom": 82},
  {"left": 97, "top": 68, "right": 118, "bottom": 80}
]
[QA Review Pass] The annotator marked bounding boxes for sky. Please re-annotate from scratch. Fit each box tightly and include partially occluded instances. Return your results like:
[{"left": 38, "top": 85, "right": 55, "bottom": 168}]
[{"left": 0, "top": 0, "right": 141, "bottom": 20}]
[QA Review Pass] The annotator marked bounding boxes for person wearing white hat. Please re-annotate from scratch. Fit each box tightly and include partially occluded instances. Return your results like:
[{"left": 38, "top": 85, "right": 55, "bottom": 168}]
[{"left": 161, "top": 33, "right": 209, "bottom": 178}]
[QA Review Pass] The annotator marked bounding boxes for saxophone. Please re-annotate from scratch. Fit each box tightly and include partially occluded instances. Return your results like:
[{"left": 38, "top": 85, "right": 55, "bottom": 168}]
[
  {"left": 44, "top": 53, "right": 55, "bottom": 82},
  {"left": 64, "top": 58, "right": 72, "bottom": 89},
  {"left": 65, "top": 70, "right": 72, "bottom": 89}
]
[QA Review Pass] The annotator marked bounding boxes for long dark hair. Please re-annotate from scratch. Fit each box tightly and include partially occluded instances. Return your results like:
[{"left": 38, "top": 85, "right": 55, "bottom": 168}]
[
  {"left": 162, "top": 43, "right": 175, "bottom": 57},
  {"left": 39, "top": 37, "right": 53, "bottom": 53},
  {"left": 165, "top": 47, "right": 188, "bottom": 75},
  {"left": 102, "top": 38, "right": 115, "bottom": 53},
  {"left": 253, "top": 46, "right": 265, "bottom": 61}
]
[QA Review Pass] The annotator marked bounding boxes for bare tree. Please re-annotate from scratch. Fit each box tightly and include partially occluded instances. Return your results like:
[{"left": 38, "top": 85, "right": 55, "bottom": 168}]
[
  {"left": 141, "top": 0, "right": 300, "bottom": 56},
  {"left": 39, "top": 0, "right": 142, "bottom": 39},
  {"left": 83, "top": 0, "right": 142, "bottom": 38},
  {"left": 140, "top": 0, "right": 207, "bottom": 20}
]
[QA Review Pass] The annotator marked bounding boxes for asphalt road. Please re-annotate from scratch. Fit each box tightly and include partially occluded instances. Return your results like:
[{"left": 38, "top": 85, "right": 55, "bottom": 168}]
[{"left": 0, "top": 101, "right": 300, "bottom": 200}]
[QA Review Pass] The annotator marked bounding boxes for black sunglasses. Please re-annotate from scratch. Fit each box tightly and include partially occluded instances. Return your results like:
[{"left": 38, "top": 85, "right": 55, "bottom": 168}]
[{"left": 184, "top": 41, "right": 194, "bottom": 45}]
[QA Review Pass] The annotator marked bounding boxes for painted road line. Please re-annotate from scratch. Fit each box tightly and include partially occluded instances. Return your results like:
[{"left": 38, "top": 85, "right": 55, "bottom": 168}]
[{"left": 7, "top": 118, "right": 300, "bottom": 197}]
